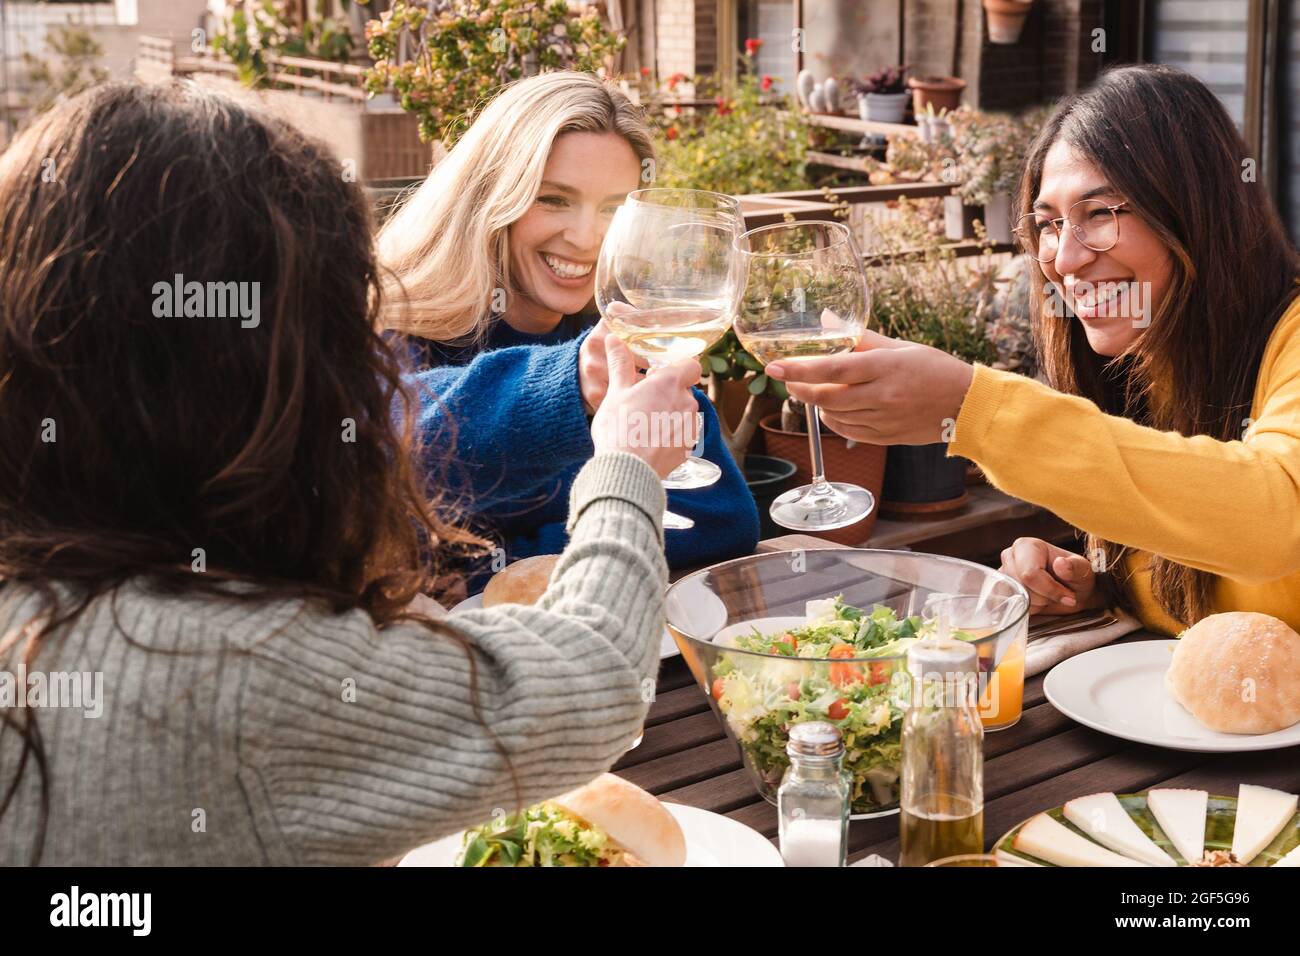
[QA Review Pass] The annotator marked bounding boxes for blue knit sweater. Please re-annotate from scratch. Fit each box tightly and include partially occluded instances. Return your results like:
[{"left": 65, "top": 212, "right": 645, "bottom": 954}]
[{"left": 404, "top": 314, "right": 759, "bottom": 573}]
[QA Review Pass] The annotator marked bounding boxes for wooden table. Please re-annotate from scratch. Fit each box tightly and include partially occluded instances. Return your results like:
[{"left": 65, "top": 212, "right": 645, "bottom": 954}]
[{"left": 613, "top": 538, "right": 1300, "bottom": 864}]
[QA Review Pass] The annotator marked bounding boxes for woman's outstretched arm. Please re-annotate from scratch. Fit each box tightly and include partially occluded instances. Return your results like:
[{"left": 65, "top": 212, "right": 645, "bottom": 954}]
[{"left": 238, "top": 452, "right": 668, "bottom": 865}]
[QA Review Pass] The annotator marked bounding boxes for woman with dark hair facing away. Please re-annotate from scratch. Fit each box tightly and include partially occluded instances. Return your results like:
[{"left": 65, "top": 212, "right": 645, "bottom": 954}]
[
  {"left": 761, "top": 65, "right": 1300, "bottom": 634},
  {"left": 0, "top": 82, "right": 701, "bottom": 865}
]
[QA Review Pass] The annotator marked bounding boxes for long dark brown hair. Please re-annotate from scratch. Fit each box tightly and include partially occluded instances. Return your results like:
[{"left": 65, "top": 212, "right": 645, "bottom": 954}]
[
  {"left": 1017, "top": 64, "right": 1300, "bottom": 626},
  {"left": 0, "top": 82, "right": 493, "bottom": 862}
]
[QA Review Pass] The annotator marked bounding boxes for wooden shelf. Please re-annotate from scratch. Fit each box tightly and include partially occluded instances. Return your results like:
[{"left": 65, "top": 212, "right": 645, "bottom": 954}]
[{"left": 804, "top": 112, "right": 920, "bottom": 139}]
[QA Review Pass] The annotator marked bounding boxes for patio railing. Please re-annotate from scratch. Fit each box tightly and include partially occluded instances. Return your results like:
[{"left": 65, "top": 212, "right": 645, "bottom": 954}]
[{"left": 136, "top": 37, "right": 430, "bottom": 181}]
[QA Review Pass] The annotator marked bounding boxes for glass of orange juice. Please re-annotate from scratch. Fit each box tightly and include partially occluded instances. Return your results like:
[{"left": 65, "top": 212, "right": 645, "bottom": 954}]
[{"left": 921, "top": 593, "right": 1029, "bottom": 732}]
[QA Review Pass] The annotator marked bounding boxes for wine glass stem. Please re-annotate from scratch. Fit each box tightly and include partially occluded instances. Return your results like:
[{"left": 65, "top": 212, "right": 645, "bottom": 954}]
[{"left": 806, "top": 403, "right": 833, "bottom": 493}]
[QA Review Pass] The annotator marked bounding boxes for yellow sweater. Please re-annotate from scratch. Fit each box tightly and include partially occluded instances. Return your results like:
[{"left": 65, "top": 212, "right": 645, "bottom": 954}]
[{"left": 949, "top": 297, "right": 1300, "bottom": 635}]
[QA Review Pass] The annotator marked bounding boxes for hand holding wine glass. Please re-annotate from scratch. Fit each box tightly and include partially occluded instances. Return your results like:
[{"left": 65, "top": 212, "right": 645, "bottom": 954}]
[
  {"left": 764, "top": 329, "right": 976, "bottom": 445},
  {"left": 733, "top": 220, "right": 875, "bottom": 531},
  {"left": 595, "top": 188, "right": 743, "bottom": 529},
  {"left": 591, "top": 335, "right": 702, "bottom": 479}
]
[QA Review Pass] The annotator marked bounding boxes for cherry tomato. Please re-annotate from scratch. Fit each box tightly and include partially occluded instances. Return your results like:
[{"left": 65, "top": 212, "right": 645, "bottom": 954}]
[
  {"left": 827, "top": 644, "right": 862, "bottom": 687},
  {"left": 772, "top": 633, "right": 798, "bottom": 653},
  {"left": 868, "top": 661, "right": 892, "bottom": 686},
  {"left": 711, "top": 678, "right": 726, "bottom": 700},
  {"left": 785, "top": 681, "right": 801, "bottom": 700},
  {"left": 827, "top": 698, "right": 850, "bottom": 721}
]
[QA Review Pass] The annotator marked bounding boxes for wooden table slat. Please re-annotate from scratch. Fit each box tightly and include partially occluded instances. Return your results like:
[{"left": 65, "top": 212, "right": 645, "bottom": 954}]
[
  {"left": 982, "top": 701, "right": 1077, "bottom": 758},
  {"left": 660, "top": 768, "right": 766, "bottom": 815},
  {"left": 615, "top": 737, "right": 742, "bottom": 794},
  {"left": 641, "top": 682, "right": 709, "bottom": 728},
  {"left": 612, "top": 710, "right": 725, "bottom": 771}
]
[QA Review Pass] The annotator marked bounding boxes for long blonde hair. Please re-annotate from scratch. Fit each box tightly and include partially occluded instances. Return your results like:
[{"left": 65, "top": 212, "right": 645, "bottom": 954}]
[{"left": 377, "top": 71, "right": 656, "bottom": 341}]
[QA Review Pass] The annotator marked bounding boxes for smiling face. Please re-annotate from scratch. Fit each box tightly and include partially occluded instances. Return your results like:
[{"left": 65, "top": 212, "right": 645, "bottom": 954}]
[
  {"left": 1033, "top": 140, "right": 1174, "bottom": 357},
  {"left": 505, "top": 131, "right": 642, "bottom": 334}
]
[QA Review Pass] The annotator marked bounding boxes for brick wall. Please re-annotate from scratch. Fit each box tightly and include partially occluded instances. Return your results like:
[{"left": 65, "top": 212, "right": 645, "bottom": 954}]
[
  {"left": 904, "top": 0, "right": 1105, "bottom": 111},
  {"left": 656, "top": 0, "right": 696, "bottom": 79}
]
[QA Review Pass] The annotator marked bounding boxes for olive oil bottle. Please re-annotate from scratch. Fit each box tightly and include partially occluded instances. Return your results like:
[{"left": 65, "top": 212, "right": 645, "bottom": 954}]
[{"left": 899, "top": 637, "right": 985, "bottom": 867}]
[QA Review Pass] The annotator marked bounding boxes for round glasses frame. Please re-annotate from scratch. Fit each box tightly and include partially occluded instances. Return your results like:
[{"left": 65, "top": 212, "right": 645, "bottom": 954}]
[{"left": 1014, "top": 199, "right": 1129, "bottom": 263}]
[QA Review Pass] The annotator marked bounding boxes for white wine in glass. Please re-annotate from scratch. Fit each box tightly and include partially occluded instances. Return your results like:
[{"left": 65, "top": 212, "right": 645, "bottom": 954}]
[
  {"left": 734, "top": 220, "right": 875, "bottom": 532},
  {"left": 603, "top": 305, "right": 731, "bottom": 365},
  {"left": 596, "top": 188, "right": 743, "bottom": 529}
]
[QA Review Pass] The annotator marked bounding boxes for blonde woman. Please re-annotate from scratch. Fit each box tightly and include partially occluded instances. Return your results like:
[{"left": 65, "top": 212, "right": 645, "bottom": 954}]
[{"left": 382, "top": 71, "right": 758, "bottom": 571}]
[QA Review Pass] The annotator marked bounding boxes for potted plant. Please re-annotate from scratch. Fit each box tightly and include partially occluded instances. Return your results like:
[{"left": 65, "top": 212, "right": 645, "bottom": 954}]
[
  {"left": 948, "top": 106, "right": 1042, "bottom": 243},
  {"left": 917, "top": 102, "right": 951, "bottom": 144},
  {"left": 907, "top": 75, "right": 966, "bottom": 116},
  {"left": 983, "top": 0, "right": 1035, "bottom": 45},
  {"left": 867, "top": 199, "right": 1002, "bottom": 516},
  {"left": 700, "top": 330, "right": 798, "bottom": 538},
  {"left": 651, "top": 42, "right": 810, "bottom": 194},
  {"left": 853, "top": 65, "right": 910, "bottom": 124},
  {"left": 363, "top": 0, "right": 624, "bottom": 144},
  {"left": 213, "top": 0, "right": 356, "bottom": 87}
]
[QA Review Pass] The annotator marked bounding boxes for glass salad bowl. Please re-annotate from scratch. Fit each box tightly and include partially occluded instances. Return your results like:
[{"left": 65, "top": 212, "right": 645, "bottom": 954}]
[{"left": 664, "top": 549, "right": 1030, "bottom": 818}]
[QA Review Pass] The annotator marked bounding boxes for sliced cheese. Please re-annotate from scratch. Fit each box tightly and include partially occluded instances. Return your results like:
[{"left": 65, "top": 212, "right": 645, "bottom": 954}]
[
  {"left": 1272, "top": 844, "right": 1300, "bottom": 867},
  {"left": 1232, "top": 784, "right": 1298, "bottom": 864},
  {"left": 1147, "top": 789, "right": 1208, "bottom": 865},
  {"left": 1064, "top": 792, "right": 1177, "bottom": 867},
  {"left": 1012, "top": 812, "right": 1148, "bottom": 867}
]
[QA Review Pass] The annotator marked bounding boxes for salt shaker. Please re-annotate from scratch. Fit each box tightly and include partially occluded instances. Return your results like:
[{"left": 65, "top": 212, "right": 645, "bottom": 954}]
[{"left": 778, "top": 721, "right": 851, "bottom": 867}]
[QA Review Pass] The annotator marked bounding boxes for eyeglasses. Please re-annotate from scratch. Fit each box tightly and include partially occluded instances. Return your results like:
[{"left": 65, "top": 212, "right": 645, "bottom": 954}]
[{"left": 1014, "top": 200, "right": 1129, "bottom": 264}]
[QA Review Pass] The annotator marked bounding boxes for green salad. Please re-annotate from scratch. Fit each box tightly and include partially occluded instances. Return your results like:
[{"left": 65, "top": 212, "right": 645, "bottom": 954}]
[
  {"left": 708, "top": 596, "right": 927, "bottom": 815},
  {"left": 457, "top": 802, "right": 618, "bottom": 867}
]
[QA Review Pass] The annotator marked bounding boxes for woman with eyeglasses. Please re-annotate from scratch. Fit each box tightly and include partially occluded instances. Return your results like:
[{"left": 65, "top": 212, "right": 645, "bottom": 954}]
[{"left": 762, "top": 64, "right": 1300, "bottom": 634}]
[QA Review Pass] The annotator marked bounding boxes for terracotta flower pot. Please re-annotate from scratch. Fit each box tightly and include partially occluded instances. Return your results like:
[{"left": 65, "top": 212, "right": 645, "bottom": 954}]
[
  {"left": 983, "top": 0, "right": 1033, "bottom": 44},
  {"left": 908, "top": 76, "right": 966, "bottom": 116},
  {"left": 759, "top": 414, "right": 887, "bottom": 546}
]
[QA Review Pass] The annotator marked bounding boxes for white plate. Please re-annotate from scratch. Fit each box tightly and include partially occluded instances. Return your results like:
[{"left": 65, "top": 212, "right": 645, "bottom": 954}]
[
  {"left": 453, "top": 593, "right": 679, "bottom": 659},
  {"left": 398, "top": 802, "right": 783, "bottom": 867},
  {"left": 1043, "top": 640, "right": 1300, "bottom": 752}
]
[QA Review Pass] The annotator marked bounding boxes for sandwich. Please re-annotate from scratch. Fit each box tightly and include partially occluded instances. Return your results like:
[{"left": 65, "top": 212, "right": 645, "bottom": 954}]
[{"left": 456, "top": 773, "right": 687, "bottom": 867}]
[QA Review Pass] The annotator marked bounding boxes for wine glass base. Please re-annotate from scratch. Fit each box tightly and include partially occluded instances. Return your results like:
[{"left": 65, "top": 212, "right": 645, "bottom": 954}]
[
  {"left": 770, "top": 483, "right": 875, "bottom": 532},
  {"left": 663, "top": 510, "right": 695, "bottom": 530},
  {"left": 662, "top": 456, "right": 721, "bottom": 490}
]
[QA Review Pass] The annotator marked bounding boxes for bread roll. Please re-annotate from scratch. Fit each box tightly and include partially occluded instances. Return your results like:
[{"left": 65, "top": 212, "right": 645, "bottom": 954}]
[
  {"left": 1165, "top": 612, "right": 1300, "bottom": 735},
  {"left": 553, "top": 773, "right": 687, "bottom": 867},
  {"left": 481, "top": 554, "right": 561, "bottom": 608}
]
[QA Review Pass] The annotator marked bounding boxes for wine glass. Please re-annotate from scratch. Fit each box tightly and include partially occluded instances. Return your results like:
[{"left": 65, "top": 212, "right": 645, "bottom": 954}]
[
  {"left": 595, "top": 188, "right": 744, "bottom": 530},
  {"left": 733, "top": 220, "right": 875, "bottom": 531}
]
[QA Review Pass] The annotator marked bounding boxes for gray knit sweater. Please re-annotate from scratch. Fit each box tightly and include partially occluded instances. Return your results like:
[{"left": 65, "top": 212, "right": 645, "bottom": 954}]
[{"left": 0, "top": 452, "right": 668, "bottom": 865}]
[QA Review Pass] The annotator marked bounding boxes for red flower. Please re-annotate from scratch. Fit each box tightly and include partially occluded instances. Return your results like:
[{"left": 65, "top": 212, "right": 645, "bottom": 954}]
[
  {"left": 714, "top": 96, "right": 731, "bottom": 116},
  {"left": 666, "top": 72, "right": 686, "bottom": 91},
  {"left": 640, "top": 66, "right": 651, "bottom": 77},
  {"left": 760, "top": 74, "right": 773, "bottom": 91},
  {"left": 745, "top": 38, "right": 763, "bottom": 56},
  {"left": 665, "top": 126, "right": 678, "bottom": 140}
]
